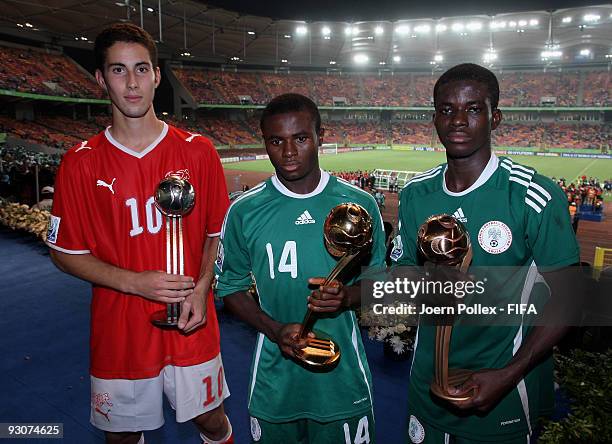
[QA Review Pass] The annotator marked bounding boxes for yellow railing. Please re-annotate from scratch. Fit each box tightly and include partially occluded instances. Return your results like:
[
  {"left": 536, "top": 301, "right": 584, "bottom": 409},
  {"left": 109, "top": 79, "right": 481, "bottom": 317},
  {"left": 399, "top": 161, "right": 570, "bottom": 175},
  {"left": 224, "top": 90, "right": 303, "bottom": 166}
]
[{"left": 593, "top": 247, "right": 612, "bottom": 279}]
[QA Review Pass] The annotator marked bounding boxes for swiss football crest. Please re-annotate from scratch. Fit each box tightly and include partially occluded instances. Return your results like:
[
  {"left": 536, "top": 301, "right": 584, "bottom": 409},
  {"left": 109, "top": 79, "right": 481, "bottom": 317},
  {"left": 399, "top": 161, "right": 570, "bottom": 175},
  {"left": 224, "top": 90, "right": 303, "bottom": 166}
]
[
  {"left": 92, "top": 392, "right": 113, "bottom": 422},
  {"left": 478, "top": 221, "right": 512, "bottom": 254},
  {"left": 165, "top": 169, "right": 190, "bottom": 180}
]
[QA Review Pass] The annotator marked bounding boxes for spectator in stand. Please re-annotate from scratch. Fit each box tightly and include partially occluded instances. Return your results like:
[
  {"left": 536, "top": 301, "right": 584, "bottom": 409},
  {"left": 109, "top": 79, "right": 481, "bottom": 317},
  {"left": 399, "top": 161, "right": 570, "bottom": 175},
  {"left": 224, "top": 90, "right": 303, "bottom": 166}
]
[{"left": 31, "top": 185, "right": 54, "bottom": 211}]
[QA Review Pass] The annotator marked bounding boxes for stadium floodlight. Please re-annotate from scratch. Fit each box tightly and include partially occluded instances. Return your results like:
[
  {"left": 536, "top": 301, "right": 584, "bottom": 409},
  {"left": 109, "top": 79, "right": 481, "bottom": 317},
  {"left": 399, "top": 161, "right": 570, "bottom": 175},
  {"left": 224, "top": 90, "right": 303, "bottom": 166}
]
[
  {"left": 540, "top": 50, "right": 562, "bottom": 59},
  {"left": 583, "top": 14, "right": 600, "bottom": 22},
  {"left": 466, "top": 22, "right": 482, "bottom": 31},
  {"left": 606, "top": 54, "right": 612, "bottom": 59},
  {"left": 434, "top": 53, "right": 443, "bottom": 62},
  {"left": 80, "top": 36, "right": 88, "bottom": 40},
  {"left": 562, "top": 17, "right": 572, "bottom": 23},
  {"left": 247, "top": 31, "right": 255, "bottom": 35},
  {"left": 483, "top": 50, "right": 498, "bottom": 63},
  {"left": 283, "top": 34, "right": 291, "bottom": 38},
  {"left": 329, "top": 60, "right": 337, "bottom": 64},
  {"left": 281, "top": 58, "right": 288, "bottom": 63},
  {"left": 374, "top": 25, "right": 384, "bottom": 35},
  {"left": 345, "top": 26, "right": 354, "bottom": 36},
  {"left": 354, "top": 53, "right": 369, "bottom": 64},
  {"left": 146, "top": 7, "right": 154, "bottom": 12},
  {"left": 379, "top": 61, "right": 386, "bottom": 65},
  {"left": 296, "top": 25, "right": 308, "bottom": 36},
  {"left": 393, "top": 55, "right": 401, "bottom": 62},
  {"left": 414, "top": 24, "right": 431, "bottom": 34},
  {"left": 25, "top": 22, "right": 33, "bottom": 28},
  {"left": 580, "top": 49, "right": 591, "bottom": 56},
  {"left": 508, "top": 21, "right": 517, "bottom": 28},
  {"left": 230, "top": 56, "right": 240, "bottom": 61},
  {"left": 395, "top": 24, "right": 410, "bottom": 35},
  {"left": 16, "top": 23, "right": 24, "bottom": 28},
  {"left": 529, "top": 19, "right": 539, "bottom": 26},
  {"left": 451, "top": 23, "right": 464, "bottom": 32},
  {"left": 435, "top": 24, "right": 447, "bottom": 32},
  {"left": 518, "top": 20, "right": 527, "bottom": 27},
  {"left": 321, "top": 26, "right": 331, "bottom": 36}
]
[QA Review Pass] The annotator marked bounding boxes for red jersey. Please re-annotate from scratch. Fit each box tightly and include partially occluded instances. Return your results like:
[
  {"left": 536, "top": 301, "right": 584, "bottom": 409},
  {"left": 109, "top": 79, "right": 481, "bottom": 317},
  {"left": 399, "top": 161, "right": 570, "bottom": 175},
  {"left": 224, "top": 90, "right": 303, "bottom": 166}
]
[{"left": 47, "top": 123, "right": 229, "bottom": 379}]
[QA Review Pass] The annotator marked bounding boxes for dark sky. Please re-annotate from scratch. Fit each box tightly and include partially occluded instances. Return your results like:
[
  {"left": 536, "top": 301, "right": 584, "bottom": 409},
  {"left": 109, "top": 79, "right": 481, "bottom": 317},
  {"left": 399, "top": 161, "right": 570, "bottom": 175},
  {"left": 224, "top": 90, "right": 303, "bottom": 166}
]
[{"left": 204, "top": 0, "right": 594, "bottom": 21}]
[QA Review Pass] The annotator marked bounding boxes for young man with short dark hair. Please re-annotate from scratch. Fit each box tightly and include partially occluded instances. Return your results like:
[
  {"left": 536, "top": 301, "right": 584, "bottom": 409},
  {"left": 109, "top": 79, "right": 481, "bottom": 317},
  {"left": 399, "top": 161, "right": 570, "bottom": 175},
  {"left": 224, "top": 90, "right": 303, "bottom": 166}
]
[
  {"left": 216, "top": 93, "right": 386, "bottom": 443},
  {"left": 392, "top": 63, "right": 579, "bottom": 443},
  {"left": 47, "top": 23, "right": 233, "bottom": 444}
]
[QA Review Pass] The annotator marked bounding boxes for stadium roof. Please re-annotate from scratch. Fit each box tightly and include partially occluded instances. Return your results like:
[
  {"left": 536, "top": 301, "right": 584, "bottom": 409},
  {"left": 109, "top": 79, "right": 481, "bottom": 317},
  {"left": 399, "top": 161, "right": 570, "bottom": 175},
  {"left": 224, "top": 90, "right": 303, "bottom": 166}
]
[{"left": 0, "top": 1, "right": 610, "bottom": 70}]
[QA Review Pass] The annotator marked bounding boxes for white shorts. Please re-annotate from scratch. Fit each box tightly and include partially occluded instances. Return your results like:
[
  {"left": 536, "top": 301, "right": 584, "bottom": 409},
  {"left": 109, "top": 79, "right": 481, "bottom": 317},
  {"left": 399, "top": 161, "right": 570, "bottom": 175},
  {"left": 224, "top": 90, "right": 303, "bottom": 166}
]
[{"left": 90, "top": 354, "right": 230, "bottom": 433}]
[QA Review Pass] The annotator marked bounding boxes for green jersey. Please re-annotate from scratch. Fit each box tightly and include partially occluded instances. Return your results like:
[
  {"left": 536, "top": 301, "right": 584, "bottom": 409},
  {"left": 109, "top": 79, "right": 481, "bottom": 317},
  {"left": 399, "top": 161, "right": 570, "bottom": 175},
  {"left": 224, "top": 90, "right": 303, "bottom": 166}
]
[
  {"left": 216, "top": 171, "right": 386, "bottom": 423},
  {"left": 392, "top": 154, "right": 579, "bottom": 440}
]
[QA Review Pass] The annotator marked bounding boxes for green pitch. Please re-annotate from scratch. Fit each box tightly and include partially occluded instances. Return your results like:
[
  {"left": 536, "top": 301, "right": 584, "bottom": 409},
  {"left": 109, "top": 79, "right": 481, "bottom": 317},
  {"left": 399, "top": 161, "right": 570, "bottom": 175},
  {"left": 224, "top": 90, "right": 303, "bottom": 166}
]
[{"left": 224, "top": 150, "right": 611, "bottom": 183}]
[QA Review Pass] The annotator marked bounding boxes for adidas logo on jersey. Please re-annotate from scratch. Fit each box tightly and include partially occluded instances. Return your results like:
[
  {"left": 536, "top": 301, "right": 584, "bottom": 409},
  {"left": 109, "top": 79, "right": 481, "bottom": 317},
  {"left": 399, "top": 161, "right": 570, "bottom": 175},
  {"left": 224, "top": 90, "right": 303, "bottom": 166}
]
[
  {"left": 295, "top": 210, "right": 315, "bottom": 225},
  {"left": 452, "top": 208, "right": 467, "bottom": 223}
]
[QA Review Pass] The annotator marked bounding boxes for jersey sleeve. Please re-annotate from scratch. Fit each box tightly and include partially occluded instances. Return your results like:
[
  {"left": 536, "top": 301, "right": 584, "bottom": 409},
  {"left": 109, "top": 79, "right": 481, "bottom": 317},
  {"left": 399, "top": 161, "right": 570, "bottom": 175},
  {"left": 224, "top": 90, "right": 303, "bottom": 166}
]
[
  {"left": 355, "top": 195, "right": 387, "bottom": 282},
  {"left": 214, "top": 203, "right": 253, "bottom": 297},
  {"left": 202, "top": 139, "right": 229, "bottom": 237},
  {"left": 45, "top": 153, "right": 91, "bottom": 254},
  {"left": 390, "top": 187, "right": 419, "bottom": 266},
  {"left": 525, "top": 174, "right": 580, "bottom": 268}
]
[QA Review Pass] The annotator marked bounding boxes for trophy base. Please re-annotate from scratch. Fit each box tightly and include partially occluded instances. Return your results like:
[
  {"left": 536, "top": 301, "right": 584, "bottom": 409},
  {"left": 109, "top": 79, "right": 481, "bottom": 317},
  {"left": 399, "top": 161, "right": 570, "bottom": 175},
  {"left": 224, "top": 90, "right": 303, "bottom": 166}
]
[
  {"left": 430, "top": 369, "right": 475, "bottom": 401},
  {"left": 150, "top": 309, "right": 179, "bottom": 329},
  {"left": 295, "top": 333, "right": 341, "bottom": 370}
]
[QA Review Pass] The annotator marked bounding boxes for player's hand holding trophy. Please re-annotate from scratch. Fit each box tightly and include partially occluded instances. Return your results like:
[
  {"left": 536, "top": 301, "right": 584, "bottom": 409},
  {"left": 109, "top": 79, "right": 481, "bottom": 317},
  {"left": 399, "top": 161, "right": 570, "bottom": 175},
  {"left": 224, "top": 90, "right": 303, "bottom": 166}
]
[
  {"left": 417, "top": 214, "right": 476, "bottom": 401},
  {"left": 150, "top": 175, "right": 195, "bottom": 328},
  {"left": 295, "top": 203, "right": 373, "bottom": 369}
]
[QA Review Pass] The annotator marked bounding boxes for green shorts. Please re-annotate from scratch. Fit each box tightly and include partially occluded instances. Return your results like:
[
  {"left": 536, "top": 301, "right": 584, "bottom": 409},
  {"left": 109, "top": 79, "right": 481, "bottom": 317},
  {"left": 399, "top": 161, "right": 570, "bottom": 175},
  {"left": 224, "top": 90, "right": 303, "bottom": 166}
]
[
  {"left": 250, "top": 412, "right": 375, "bottom": 444},
  {"left": 408, "top": 415, "right": 531, "bottom": 444}
]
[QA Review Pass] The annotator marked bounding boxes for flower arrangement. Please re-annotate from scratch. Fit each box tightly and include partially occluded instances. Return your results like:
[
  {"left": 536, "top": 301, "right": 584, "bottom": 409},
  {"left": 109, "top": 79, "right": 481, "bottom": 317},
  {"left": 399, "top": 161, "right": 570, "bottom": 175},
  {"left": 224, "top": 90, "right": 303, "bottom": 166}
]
[
  {"left": 0, "top": 198, "right": 50, "bottom": 240},
  {"left": 359, "top": 301, "right": 417, "bottom": 357},
  {"left": 368, "top": 323, "right": 414, "bottom": 356}
]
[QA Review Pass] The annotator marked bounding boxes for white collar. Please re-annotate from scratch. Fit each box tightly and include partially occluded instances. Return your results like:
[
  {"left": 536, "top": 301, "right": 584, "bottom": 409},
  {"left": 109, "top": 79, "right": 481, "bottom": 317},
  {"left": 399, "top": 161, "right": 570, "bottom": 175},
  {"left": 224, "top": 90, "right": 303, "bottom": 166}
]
[
  {"left": 271, "top": 169, "right": 330, "bottom": 199},
  {"left": 442, "top": 153, "right": 499, "bottom": 197},
  {"left": 105, "top": 122, "right": 168, "bottom": 159}
]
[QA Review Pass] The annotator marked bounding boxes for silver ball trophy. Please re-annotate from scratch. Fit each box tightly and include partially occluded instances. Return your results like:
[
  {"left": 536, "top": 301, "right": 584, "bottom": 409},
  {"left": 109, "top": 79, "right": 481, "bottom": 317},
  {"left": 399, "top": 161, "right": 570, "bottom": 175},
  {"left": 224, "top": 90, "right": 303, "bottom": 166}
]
[{"left": 150, "top": 176, "right": 195, "bottom": 328}]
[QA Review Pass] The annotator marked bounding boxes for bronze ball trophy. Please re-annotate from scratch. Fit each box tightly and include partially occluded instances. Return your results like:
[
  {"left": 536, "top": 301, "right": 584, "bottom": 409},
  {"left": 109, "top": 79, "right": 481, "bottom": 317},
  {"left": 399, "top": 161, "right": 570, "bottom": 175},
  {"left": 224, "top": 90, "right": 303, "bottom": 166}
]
[
  {"left": 150, "top": 176, "right": 195, "bottom": 328},
  {"left": 417, "top": 214, "right": 475, "bottom": 401},
  {"left": 296, "top": 203, "right": 373, "bottom": 369}
]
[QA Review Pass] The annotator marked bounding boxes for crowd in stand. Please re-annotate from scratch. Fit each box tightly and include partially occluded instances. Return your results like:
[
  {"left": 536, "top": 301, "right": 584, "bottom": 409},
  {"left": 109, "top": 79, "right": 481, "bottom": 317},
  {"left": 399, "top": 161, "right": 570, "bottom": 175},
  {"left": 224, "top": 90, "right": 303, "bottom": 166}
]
[
  {"left": 0, "top": 146, "right": 59, "bottom": 204},
  {"left": 172, "top": 66, "right": 610, "bottom": 107}
]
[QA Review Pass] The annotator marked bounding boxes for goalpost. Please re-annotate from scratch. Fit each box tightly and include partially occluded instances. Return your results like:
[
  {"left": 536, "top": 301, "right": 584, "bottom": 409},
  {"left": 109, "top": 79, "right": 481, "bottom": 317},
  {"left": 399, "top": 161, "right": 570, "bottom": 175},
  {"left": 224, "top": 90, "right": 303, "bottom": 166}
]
[
  {"left": 320, "top": 143, "right": 338, "bottom": 155},
  {"left": 372, "top": 169, "right": 423, "bottom": 190}
]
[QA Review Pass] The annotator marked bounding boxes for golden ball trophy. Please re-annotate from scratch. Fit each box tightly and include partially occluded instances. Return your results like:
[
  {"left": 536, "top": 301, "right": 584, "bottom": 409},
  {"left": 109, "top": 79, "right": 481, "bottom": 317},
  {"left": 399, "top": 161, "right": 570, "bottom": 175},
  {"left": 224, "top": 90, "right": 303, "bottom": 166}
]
[
  {"left": 150, "top": 176, "right": 195, "bottom": 328},
  {"left": 295, "top": 203, "right": 373, "bottom": 369},
  {"left": 417, "top": 214, "right": 475, "bottom": 401}
]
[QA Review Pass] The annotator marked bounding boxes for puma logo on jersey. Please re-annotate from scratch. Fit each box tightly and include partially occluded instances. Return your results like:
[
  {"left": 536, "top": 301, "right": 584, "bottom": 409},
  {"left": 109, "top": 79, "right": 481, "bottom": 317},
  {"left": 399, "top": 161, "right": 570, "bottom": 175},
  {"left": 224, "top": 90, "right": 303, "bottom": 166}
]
[
  {"left": 185, "top": 133, "right": 201, "bottom": 142},
  {"left": 295, "top": 210, "right": 315, "bottom": 225},
  {"left": 96, "top": 178, "right": 116, "bottom": 194},
  {"left": 452, "top": 207, "right": 467, "bottom": 223},
  {"left": 75, "top": 141, "right": 93, "bottom": 152}
]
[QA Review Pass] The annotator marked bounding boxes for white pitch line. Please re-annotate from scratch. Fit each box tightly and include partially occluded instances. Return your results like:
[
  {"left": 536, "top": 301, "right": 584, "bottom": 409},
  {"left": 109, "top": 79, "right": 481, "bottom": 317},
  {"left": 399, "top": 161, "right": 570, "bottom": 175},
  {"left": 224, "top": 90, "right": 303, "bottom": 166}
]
[{"left": 573, "top": 158, "right": 597, "bottom": 182}]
